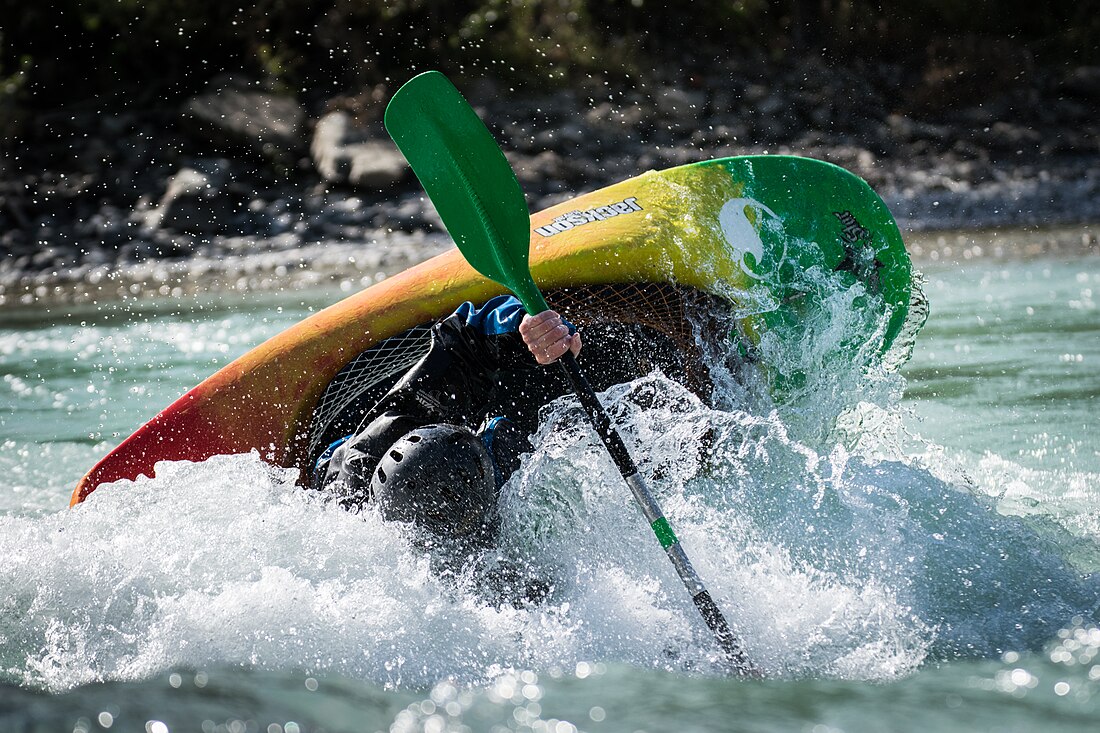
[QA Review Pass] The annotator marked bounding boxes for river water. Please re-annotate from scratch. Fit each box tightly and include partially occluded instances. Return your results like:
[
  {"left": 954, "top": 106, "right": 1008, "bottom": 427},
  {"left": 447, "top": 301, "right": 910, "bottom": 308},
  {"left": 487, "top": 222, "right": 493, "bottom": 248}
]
[{"left": 1, "top": 226, "right": 1098, "bottom": 732}]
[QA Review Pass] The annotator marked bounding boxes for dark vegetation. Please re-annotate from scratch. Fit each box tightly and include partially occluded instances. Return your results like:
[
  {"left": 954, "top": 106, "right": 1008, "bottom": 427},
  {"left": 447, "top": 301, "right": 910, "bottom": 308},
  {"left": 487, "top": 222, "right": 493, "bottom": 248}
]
[{"left": 3, "top": 0, "right": 1096, "bottom": 110}]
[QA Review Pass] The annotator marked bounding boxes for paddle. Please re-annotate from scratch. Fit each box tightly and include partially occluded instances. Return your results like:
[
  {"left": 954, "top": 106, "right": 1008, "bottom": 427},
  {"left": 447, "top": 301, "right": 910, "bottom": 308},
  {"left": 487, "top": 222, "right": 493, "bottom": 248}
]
[{"left": 384, "top": 70, "right": 756, "bottom": 676}]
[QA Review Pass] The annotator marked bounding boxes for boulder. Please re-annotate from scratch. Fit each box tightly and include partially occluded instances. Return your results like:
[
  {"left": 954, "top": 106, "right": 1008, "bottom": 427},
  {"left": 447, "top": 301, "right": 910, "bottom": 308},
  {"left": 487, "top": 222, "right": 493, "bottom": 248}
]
[
  {"left": 653, "top": 85, "right": 707, "bottom": 121},
  {"left": 181, "top": 78, "right": 306, "bottom": 160},
  {"left": 1060, "top": 66, "right": 1100, "bottom": 100},
  {"left": 142, "top": 161, "right": 246, "bottom": 235},
  {"left": 311, "top": 111, "right": 408, "bottom": 189}
]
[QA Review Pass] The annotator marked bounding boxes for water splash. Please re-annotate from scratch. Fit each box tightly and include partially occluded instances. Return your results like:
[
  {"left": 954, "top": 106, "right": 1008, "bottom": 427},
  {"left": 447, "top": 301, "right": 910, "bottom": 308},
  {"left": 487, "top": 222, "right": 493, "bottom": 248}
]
[{"left": 3, "top": 254, "right": 1097, "bottom": 694}]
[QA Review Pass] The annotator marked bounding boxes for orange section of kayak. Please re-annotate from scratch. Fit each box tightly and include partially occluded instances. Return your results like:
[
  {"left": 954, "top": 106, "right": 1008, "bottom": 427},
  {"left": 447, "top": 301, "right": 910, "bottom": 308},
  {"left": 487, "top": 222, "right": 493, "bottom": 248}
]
[
  {"left": 69, "top": 167, "right": 699, "bottom": 505},
  {"left": 71, "top": 154, "right": 909, "bottom": 506}
]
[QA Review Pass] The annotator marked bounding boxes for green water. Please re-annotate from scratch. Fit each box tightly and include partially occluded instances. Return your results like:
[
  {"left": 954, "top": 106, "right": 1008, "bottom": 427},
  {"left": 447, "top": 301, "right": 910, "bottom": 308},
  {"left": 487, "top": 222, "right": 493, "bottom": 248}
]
[{"left": 1, "top": 232, "right": 1099, "bottom": 732}]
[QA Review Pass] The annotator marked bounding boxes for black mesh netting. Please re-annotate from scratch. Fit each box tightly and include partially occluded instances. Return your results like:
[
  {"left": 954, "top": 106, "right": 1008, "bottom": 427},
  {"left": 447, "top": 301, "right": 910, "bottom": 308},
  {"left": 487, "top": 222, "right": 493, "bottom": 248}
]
[{"left": 304, "top": 283, "right": 726, "bottom": 465}]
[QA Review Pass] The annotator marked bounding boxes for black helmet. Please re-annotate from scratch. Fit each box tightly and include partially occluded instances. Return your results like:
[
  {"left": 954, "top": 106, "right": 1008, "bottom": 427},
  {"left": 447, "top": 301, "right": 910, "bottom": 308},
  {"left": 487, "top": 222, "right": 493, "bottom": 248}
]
[{"left": 371, "top": 424, "right": 498, "bottom": 543}]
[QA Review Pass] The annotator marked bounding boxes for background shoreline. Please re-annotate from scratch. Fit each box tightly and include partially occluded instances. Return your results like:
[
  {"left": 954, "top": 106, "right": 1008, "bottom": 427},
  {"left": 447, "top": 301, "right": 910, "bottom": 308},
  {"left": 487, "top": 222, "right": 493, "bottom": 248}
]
[
  {"left": 3, "top": 6, "right": 1098, "bottom": 307},
  {"left": 2, "top": 223, "right": 1094, "bottom": 311}
]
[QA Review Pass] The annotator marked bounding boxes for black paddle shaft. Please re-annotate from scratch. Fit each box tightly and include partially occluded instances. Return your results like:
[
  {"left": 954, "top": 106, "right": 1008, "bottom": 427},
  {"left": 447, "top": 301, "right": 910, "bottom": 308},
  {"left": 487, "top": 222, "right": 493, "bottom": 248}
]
[{"left": 556, "top": 352, "right": 756, "bottom": 675}]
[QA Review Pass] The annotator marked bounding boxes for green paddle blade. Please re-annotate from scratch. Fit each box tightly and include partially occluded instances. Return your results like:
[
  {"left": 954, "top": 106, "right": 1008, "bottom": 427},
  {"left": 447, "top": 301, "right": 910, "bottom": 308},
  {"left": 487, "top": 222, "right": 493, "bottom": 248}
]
[{"left": 384, "top": 71, "right": 549, "bottom": 314}]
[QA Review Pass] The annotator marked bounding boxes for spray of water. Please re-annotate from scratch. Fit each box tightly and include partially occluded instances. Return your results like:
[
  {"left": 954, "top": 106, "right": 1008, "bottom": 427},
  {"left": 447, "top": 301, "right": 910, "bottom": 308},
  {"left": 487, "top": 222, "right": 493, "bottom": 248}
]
[{"left": 1, "top": 259, "right": 1095, "bottom": 693}]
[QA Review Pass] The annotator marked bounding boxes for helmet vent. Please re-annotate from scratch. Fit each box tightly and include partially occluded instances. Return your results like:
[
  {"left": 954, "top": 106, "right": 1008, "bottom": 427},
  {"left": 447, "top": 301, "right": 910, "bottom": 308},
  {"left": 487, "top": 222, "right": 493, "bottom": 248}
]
[{"left": 389, "top": 449, "right": 404, "bottom": 461}]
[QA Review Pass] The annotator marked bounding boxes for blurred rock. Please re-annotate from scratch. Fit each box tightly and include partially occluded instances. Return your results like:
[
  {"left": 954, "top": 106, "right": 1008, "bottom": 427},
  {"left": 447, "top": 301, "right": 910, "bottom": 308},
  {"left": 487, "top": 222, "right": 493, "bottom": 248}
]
[
  {"left": 654, "top": 85, "right": 707, "bottom": 121},
  {"left": 1060, "top": 67, "right": 1100, "bottom": 100},
  {"left": 387, "top": 194, "right": 434, "bottom": 233},
  {"left": 311, "top": 111, "right": 408, "bottom": 189},
  {"left": 887, "top": 115, "right": 951, "bottom": 144},
  {"left": 904, "top": 36, "right": 1036, "bottom": 117},
  {"left": 980, "top": 121, "right": 1042, "bottom": 152},
  {"left": 181, "top": 78, "right": 305, "bottom": 160},
  {"left": 143, "top": 161, "right": 247, "bottom": 235},
  {"left": 508, "top": 150, "right": 565, "bottom": 185},
  {"left": 125, "top": 234, "right": 196, "bottom": 261}
]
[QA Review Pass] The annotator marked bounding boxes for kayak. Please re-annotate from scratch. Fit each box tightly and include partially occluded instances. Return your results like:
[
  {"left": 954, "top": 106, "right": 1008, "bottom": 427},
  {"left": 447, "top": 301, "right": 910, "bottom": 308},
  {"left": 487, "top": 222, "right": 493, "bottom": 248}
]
[{"left": 71, "top": 154, "right": 913, "bottom": 505}]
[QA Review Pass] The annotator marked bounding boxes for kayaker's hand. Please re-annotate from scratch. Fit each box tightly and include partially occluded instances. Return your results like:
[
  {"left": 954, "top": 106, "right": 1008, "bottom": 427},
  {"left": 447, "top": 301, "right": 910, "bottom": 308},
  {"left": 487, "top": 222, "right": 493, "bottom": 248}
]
[{"left": 519, "top": 310, "right": 582, "bottom": 364}]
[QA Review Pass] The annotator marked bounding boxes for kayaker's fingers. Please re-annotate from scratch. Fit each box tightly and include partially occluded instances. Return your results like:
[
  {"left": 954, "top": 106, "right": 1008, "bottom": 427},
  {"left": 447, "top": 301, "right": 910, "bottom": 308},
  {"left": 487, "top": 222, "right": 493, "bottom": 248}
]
[
  {"left": 528, "top": 333, "right": 562, "bottom": 363},
  {"left": 537, "top": 333, "right": 581, "bottom": 364},
  {"left": 519, "top": 310, "right": 564, "bottom": 341},
  {"left": 521, "top": 314, "right": 576, "bottom": 364}
]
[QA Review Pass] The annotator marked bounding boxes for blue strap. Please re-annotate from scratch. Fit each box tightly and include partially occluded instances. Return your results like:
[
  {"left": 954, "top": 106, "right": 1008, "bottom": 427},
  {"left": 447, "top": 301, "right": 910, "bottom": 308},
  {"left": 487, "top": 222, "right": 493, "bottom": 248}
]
[
  {"left": 479, "top": 415, "right": 508, "bottom": 454},
  {"left": 453, "top": 295, "right": 574, "bottom": 336},
  {"left": 479, "top": 416, "right": 509, "bottom": 488},
  {"left": 312, "top": 434, "right": 352, "bottom": 484},
  {"left": 453, "top": 295, "right": 526, "bottom": 335}
]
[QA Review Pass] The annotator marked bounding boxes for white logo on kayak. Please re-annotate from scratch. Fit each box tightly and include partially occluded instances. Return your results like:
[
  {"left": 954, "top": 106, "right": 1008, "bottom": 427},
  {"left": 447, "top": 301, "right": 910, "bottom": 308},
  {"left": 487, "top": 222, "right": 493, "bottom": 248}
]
[
  {"left": 718, "top": 197, "right": 786, "bottom": 279},
  {"left": 534, "top": 197, "right": 643, "bottom": 237}
]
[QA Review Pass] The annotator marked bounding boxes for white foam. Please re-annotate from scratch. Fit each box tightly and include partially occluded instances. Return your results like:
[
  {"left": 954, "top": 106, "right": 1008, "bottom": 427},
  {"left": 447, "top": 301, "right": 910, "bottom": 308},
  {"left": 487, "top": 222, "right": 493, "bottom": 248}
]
[
  {"left": 0, "top": 393, "right": 943, "bottom": 693},
  {"left": 3, "top": 257, "right": 1095, "bottom": 693},
  {"left": 0, "top": 373, "right": 947, "bottom": 691}
]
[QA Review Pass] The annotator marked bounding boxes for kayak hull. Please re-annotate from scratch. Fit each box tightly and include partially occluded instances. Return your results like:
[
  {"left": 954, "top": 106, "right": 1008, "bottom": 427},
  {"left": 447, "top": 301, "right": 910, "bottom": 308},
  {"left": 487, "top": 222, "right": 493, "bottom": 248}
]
[{"left": 72, "top": 155, "right": 911, "bottom": 505}]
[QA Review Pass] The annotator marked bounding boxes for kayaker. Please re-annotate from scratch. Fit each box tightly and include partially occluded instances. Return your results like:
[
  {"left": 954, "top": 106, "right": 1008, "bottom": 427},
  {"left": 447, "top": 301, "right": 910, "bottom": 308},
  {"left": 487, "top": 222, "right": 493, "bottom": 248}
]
[{"left": 311, "top": 295, "right": 580, "bottom": 554}]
